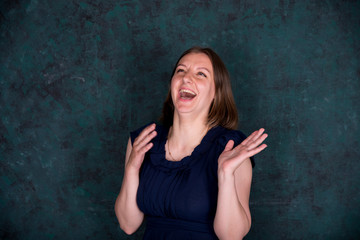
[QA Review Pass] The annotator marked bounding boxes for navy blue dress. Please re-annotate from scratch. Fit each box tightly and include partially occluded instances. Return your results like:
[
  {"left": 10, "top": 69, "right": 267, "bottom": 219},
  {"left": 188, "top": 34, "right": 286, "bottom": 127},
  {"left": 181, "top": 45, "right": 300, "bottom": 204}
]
[{"left": 130, "top": 124, "right": 253, "bottom": 240}]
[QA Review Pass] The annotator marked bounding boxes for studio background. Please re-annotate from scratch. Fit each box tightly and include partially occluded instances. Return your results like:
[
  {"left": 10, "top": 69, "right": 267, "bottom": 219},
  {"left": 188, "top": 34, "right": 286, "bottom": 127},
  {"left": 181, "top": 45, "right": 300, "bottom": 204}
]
[{"left": 1, "top": 0, "right": 359, "bottom": 239}]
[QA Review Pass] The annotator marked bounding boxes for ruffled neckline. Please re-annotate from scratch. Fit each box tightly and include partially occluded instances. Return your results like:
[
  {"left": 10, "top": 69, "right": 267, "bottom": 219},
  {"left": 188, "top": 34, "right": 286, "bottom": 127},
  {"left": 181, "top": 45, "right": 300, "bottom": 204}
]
[{"left": 148, "top": 125, "right": 222, "bottom": 171}]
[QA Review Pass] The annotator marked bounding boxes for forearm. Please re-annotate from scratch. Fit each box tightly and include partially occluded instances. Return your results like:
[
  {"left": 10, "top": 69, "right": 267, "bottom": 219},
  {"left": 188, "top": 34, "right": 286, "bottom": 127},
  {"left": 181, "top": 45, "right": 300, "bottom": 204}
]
[
  {"left": 115, "top": 167, "right": 144, "bottom": 234},
  {"left": 214, "top": 172, "right": 251, "bottom": 240}
]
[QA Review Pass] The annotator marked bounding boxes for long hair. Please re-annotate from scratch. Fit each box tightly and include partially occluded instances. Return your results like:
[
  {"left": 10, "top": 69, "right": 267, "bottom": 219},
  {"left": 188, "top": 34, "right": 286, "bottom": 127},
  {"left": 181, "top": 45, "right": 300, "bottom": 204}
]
[{"left": 160, "top": 46, "right": 238, "bottom": 130}]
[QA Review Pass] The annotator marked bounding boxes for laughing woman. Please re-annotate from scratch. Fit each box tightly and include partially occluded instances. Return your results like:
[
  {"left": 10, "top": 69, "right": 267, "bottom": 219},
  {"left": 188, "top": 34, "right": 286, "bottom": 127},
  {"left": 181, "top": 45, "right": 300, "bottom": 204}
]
[{"left": 115, "top": 47, "right": 268, "bottom": 240}]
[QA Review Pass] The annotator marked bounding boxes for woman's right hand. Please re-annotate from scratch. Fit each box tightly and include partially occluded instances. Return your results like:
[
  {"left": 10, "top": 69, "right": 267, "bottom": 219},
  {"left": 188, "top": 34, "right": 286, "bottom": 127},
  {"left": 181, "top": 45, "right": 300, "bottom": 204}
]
[
  {"left": 115, "top": 124, "right": 157, "bottom": 234},
  {"left": 126, "top": 123, "right": 157, "bottom": 171}
]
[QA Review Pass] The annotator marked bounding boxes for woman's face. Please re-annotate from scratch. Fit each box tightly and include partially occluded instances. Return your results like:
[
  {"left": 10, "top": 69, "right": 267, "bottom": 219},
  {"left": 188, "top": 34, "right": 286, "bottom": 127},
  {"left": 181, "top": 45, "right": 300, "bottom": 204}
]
[{"left": 171, "top": 52, "right": 215, "bottom": 119}]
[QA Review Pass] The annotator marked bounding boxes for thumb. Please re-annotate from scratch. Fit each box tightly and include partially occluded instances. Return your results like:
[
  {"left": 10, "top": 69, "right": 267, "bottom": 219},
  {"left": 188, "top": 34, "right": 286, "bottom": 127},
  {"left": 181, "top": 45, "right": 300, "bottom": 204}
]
[{"left": 223, "top": 140, "right": 235, "bottom": 152}]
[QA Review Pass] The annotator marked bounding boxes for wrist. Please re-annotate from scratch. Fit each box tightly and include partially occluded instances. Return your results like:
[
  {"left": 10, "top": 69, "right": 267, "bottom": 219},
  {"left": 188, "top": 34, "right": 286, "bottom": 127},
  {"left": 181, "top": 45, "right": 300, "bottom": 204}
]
[
  {"left": 217, "top": 162, "right": 236, "bottom": 177},
  {"left": 217, "top": 168, "right": 235, "bottom": 185},
  {"left": 124, "top": 164, "right": 140, "bottom": 177}
]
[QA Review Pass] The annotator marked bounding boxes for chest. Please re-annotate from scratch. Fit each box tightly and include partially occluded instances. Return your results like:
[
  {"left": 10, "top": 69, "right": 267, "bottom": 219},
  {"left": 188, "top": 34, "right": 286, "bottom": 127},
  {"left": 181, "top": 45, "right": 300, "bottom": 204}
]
[{"left": 137, "top": 150, "right": 220, "bottom": 222}]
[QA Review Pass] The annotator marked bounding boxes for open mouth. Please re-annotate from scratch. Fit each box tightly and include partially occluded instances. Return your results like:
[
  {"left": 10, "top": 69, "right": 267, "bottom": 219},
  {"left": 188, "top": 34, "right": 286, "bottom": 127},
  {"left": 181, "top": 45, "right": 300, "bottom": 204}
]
[{"left": 179, "top": 89, "right": 197, "bottom": 100}]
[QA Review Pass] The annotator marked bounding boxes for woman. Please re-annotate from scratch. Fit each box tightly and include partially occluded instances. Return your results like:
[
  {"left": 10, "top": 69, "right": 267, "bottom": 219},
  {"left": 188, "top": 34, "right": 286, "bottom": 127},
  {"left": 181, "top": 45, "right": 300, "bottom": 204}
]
[{"left": 115, "top": 46, "right": 268, "bottom": 239}]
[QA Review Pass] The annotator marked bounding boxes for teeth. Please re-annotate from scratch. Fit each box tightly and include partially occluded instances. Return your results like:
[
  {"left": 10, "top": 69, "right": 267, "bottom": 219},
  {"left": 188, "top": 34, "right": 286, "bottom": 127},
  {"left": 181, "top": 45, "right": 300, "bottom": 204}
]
[{"left": 179, "top": 89, "right": 196, "bottom": 96}]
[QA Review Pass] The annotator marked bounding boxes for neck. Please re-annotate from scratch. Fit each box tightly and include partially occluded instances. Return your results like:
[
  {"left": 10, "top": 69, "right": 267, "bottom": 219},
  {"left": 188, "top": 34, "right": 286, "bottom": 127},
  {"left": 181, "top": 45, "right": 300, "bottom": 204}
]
[{"left": 169, "top": 113, "right": 209, "bottom": 149}]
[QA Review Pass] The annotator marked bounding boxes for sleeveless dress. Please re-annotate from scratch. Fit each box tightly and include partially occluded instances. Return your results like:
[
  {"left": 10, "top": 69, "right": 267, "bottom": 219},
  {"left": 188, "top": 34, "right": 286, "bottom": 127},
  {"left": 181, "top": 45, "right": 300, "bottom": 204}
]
[{"left": 130, "top": 124, "right": 254, "bottom": 240}]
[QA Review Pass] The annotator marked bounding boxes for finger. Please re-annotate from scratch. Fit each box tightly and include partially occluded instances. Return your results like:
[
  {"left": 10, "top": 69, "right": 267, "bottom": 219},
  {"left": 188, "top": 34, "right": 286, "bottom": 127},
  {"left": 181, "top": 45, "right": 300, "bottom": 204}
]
[
  {"left": 249, "top": 128, "right": 265, "bottom": 142},
  {"left": 247, "top": 143, "right": 267, "bottom": 157},
  {"left": 138, "top": 142, "right": 154, "bottom": 155},
  {"left": 254, "top": 128, "right": 265, "bottom": 139},
  {"left": 135, "top": 130, "right": 157, "bottom": 150},
  {"left": 240, "top": 130, "right": 259, "bottom": 146},
  {"left": 247, "top": 133, "right": 268, "bottom": 150},
  {"left": 128, "top": 141, "right": 154, "bottom": 169},
  {"left": 241, "top": 128, "right": 265, "bottom": 147},
  {"left": 223, "top": 140, "right": 235, "bottom": 152},
  {"left": 134, "top": 124, "right": 156, "bottom": 145},
  {"left": 241, "top": 128, "right": 265, "bottom": 146},
  {"left": 135, "top": 123, "right": 156, "bottom": 141}
]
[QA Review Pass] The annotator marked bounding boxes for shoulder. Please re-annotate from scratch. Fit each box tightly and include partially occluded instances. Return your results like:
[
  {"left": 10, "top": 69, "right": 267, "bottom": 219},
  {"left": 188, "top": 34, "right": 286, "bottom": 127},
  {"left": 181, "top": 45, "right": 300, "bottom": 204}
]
[
  {"left": 211, "top": 126, "right": 255, "bottom": 167},
  {"left": 130, "top": 123, "right": 151, "bottom": 144},
  {"left": 130, "top": 122, "right": 168, "bottom": 145},
  {"left": 212, "top": 126, "right": 248, "bottom": 147}
]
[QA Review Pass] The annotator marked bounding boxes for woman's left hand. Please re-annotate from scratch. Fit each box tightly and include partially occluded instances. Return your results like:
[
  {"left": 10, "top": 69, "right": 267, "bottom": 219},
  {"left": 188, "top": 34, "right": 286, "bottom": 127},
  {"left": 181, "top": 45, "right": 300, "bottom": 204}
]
[{"left": 218, "top": 128, "right": 268, "bottom": 175}]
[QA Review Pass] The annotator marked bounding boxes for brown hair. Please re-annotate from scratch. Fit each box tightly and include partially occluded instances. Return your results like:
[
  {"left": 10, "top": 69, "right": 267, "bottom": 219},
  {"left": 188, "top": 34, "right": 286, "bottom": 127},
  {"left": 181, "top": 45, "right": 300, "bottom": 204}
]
[{"left": 160, "top": 46, "right": 238, "bottom": 130}]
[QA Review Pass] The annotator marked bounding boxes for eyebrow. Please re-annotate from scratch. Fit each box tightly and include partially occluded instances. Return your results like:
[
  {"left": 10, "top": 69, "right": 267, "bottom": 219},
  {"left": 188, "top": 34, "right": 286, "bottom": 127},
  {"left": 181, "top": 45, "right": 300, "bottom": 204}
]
[
  {"left": 177, "top": 64, "right": 211, "bottom": 74},
  {"left": 197, "top": 67, "right": 211, "bottom": 74}
]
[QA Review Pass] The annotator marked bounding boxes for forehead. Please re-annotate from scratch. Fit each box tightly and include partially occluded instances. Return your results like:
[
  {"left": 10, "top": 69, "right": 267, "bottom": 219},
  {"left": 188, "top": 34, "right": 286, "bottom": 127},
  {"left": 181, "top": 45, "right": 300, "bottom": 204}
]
[{"left": 178, "top": 53, "right": 213, "bottom": 70}]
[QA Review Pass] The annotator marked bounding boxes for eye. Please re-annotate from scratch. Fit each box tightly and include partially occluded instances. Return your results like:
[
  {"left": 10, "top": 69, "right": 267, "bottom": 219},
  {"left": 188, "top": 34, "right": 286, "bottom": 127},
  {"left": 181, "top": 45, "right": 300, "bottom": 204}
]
[
  {"left": 176, "top": 68, "right": 185, "bottom": 73},
  {"left": 197, "top": 72, "right": 207, "bottom": 78}
]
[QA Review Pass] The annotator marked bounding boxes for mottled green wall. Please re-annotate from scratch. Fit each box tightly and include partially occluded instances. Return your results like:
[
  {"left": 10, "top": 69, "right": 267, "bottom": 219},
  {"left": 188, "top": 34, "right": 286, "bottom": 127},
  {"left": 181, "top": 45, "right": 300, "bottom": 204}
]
[{"left": 1, "top": 0, "right": 359, "bottom": 239}]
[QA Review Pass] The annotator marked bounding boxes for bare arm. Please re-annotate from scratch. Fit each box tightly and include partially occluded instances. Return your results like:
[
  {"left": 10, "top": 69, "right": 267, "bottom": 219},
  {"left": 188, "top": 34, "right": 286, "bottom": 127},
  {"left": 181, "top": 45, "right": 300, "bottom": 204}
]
[
  {"left": 114, "top": 124, "right": 157, "bottom": 234},
  {"left": 214, "top": 129, "right": 268, "bottom": 239},
  {"left": 214, "top": 158, "right": 252, "bottom": 239}
]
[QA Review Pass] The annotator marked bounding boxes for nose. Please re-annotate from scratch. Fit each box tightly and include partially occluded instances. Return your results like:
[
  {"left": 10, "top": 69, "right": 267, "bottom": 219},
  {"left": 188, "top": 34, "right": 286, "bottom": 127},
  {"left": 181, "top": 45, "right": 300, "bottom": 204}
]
[{"left": 182, "top": 71, "right": 193, "bottom": 84}]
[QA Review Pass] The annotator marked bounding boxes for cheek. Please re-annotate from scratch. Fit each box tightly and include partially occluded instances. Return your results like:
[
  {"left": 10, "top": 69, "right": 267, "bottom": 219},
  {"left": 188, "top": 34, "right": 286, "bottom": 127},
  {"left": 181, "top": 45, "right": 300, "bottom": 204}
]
[
  {"left": 170, "top": 76, "right": 179, "bottom": 89},
  {"left": 170, "top": 77, "right": 177, "bottom": 99},
  {"left": 170, "top": 79, "right": 175, "bottom": 88}
]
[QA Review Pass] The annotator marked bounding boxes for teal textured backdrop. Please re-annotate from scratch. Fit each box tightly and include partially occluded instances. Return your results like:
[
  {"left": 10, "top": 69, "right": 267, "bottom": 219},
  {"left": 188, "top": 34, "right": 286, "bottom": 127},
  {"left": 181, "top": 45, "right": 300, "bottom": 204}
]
[{"left": 1, "top": 0, "right": 359, "bottom": 239}]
